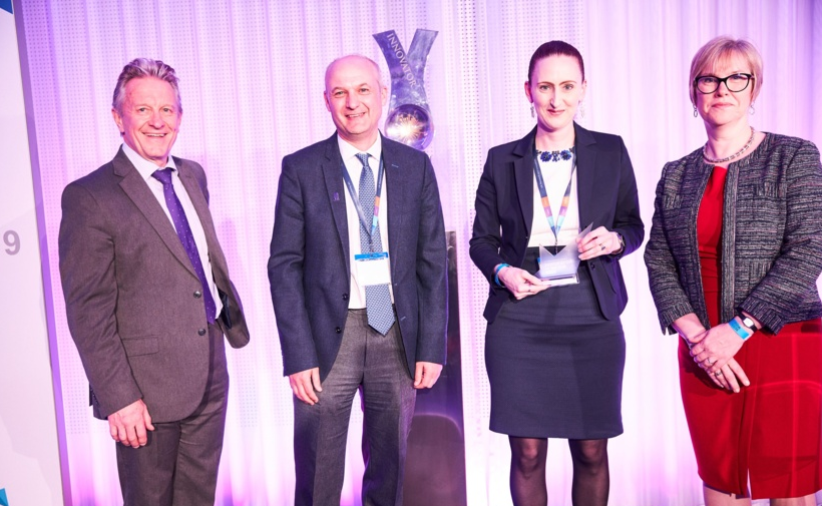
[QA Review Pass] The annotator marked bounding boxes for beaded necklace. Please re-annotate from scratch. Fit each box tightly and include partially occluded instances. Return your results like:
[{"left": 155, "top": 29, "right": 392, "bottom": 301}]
[
  {"left": 537, "top": 147, "right": 575, "bottom": 162},
  {"left": 703, "top": 127, "right": 755, "bottom": 164}
]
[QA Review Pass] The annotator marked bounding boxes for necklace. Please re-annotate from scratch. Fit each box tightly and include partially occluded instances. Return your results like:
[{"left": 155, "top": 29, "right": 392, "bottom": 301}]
[
  {"left": 702, "top": 126, "right": 755, "bottom": 164},
  {"left": 537, "top": 147, "right": 575, "bottom": 162}
]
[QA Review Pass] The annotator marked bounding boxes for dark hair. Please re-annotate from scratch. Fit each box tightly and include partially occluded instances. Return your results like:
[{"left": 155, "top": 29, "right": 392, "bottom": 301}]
[{"left": 527, "top": 41, "right": 585, "bottom": 83}]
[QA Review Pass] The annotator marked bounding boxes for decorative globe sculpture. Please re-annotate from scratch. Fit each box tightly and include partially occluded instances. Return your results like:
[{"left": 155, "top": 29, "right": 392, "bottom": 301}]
[{"left": 385, "top": 104, "right": 434, "bottom": 151}]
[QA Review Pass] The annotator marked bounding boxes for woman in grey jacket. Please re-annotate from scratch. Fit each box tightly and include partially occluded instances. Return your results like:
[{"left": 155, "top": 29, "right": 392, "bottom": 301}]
[{"left": 645, "top": 36, "right": 822, "bottom": 506}]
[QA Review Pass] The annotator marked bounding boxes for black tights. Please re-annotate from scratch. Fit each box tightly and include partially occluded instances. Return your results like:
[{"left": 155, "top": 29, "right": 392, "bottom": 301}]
[{"left": 509, "top": 437, "right": 610, "bottom": 506}]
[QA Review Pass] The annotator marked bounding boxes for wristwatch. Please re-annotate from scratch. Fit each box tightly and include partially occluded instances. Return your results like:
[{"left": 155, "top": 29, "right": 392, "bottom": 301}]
[
  {"left": 613, "top": 233, "right": 625, "bottom": 255},
  {"left": 736, "top": 312, "right": 756, "bottom": 332}
]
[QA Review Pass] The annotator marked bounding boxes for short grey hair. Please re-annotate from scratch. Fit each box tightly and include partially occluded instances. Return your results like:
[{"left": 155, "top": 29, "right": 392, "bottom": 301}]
[
  {"left": 112, "top": 58, "right": 182, "bottom": 113},
  {"left": 324, "top": 54, "right": 385, "bottom": 91}
]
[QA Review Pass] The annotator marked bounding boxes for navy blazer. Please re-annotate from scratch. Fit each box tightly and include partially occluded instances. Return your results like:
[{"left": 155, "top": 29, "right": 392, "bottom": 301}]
[
  {"left": 268, "top": 133, "right": 448, "bottom": 380},
  {"left": 470, "top": 123, "right": 644, "bottom": 323}
]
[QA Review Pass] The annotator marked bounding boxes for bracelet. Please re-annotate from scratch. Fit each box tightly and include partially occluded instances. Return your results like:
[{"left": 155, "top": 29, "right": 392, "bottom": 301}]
[
  {"left": 728, "top": 318, "right": 754, "bottom": 340},
  {"left": 494, "top": 263, "right": 510, "bottom": 287}
]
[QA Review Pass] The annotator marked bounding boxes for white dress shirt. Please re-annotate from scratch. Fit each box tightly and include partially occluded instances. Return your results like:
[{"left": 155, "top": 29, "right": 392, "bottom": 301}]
[
  {"left": 122, "top": 143, "right": 223, "bottom": 317},
  {"left": 528, "top": 155, "right": 581, "bottom": 248},
  {"left": 337, "top": 135, "right": 394, "bottom": 309}
]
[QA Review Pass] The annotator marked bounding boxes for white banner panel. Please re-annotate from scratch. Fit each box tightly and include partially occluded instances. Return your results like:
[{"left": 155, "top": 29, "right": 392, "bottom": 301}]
[{"left": 0, "top": 1, "right": 66, "bottom": 505}]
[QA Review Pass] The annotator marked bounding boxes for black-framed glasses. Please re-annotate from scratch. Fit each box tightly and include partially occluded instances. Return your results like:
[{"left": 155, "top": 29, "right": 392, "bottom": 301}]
[{"left": 694, "top": 73, "right": 754, "bottom": 94}]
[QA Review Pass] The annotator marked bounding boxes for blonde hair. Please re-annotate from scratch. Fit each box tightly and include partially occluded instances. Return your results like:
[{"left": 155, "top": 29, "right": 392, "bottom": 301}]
[
  {"left": 689, "top": 36, "right": 763, "bottom": 106},
  {"left": 112, "top": 58, "right": 181, "bottom": 113}
]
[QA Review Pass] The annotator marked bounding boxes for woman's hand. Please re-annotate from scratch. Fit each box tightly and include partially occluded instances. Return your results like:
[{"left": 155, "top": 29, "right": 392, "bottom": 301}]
[
  {"left": 578, "top": 226, "right": 622, "bottom": 260},
  {"left": 672, "top": 313, "right": 708, "bottom": 348},
  {"left": 690, "top": 323, "right": 750, "bottom": 391},
  {"left": 672, "top": 313, "right": 749, "bottom": 392},
  {"left": 709, "top": 358, "right": 750, "bottom": 393},
  {"left": 497, "top": 265, "right": 549, "bottom": 300}
]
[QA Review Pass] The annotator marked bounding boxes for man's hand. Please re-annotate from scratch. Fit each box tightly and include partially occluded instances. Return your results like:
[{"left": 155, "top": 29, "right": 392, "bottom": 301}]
[
  {"left": 108, "top": 399, "right": 154, "bottom": 448},
  {"left": 413, "top": 361, "right": 443, "bottom": 389},
  {"left": 289, "top": 367, "right": 322, "bottom": 405}
]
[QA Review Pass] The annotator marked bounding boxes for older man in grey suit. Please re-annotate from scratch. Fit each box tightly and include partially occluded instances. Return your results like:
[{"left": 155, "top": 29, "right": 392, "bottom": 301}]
[
  {"left": 59, "top": 58, "right": 249, "bottom": 505},
  {"left": 268, "top": 55, "right": 448, "bottom": 505}
]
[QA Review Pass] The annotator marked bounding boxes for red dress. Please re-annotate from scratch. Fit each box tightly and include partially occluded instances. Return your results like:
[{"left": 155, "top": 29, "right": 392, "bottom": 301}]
[{"left": 679, "top": 165, "right": 822, "bottom": 498}]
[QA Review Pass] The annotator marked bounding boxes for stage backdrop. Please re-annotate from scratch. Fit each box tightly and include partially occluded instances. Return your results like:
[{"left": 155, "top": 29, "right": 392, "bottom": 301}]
[{"left": 16, "top": 0, "right": 822, "bottom": 505}]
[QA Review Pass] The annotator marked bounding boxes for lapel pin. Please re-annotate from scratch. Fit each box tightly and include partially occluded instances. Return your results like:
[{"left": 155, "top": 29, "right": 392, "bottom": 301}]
[{"left": 333, "top": 192, "right": 340, "bottom": 202}]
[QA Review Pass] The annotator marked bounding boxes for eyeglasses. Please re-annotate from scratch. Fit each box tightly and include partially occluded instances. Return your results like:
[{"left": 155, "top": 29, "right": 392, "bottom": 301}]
[{"left": 694, "top": 73, "right": 754, "bottom": 94}]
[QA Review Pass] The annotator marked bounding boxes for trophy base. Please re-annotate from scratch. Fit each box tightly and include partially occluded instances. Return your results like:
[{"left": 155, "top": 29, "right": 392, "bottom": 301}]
[{"left": 536, "top": 272, "right": 579, "bottom": 287}]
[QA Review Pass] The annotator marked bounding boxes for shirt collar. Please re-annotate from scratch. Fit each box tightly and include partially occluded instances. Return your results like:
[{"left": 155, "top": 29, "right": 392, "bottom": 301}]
[
  {"left": 337, "top": 133, "right": 382, "bottom": 164},
  {"left": 122, "top": 143, "right": 177, "bottom": 182}
]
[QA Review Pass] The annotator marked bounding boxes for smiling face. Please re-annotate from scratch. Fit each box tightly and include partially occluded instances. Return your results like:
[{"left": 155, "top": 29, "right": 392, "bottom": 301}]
[
  {"left": 324, "top": 56, "right": 387, "bottom": 150},
  {"left": 693, "top": 52, "right": 754, "bottom": 129},
  {"left": 112, "top": 76, "right": 181, "bottom": 167},
  {"left": 525, "top": 54, "right": 586, "bottom": 137},
  {"left": 525, "top": 54, "right": 586, "bottom": 138}
]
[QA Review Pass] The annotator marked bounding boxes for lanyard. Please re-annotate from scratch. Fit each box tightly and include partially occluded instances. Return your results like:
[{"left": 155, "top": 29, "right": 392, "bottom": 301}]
[
  {"left": 533, "top": 151, "right": 576, "bottom": 247},
  {"left": 341, "top": 155, "right": 385, "bottom": 241}
]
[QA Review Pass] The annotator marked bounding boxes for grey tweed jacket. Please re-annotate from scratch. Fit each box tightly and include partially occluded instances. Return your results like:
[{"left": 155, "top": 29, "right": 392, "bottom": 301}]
[{"left": 645, "top": 133, "right": 822, "bottom": 334}]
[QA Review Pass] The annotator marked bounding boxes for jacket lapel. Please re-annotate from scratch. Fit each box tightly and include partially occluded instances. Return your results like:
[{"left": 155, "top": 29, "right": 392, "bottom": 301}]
[
  {"left": 321, "top": 134, "right": 351, "bottom": 279},
  {"left": 176, "top": 160, "right": 230, "bottom": 289},
  {"left": 382, "top": 135, "right": 406, "bottom": 275},
  {"left": 513, "top": 128, "right": 537, "bottom": 237},
  {"left": 573, "top": 123, "right": 598, "bottom": 229},
  {"left": 114, "top": 148, "right": 197, "bottom": 278}
]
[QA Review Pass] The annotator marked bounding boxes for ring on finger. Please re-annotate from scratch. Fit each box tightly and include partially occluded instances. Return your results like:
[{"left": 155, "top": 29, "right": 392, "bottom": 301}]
[{"left": 714, "top": 370, "right": 722, "bottom": 377}]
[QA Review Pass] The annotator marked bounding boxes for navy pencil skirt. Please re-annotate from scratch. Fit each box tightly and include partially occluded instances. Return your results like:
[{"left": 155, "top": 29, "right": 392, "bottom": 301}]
[{"left": 485, "top": 248, "right": 625, "bottom": 439}]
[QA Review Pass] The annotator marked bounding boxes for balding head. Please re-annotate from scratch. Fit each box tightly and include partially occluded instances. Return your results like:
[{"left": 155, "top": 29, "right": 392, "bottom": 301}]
[
  {"left": 323, "top": 55, "right": 388, "bottom": 151},
  {"left": 324, "top": 55, "right": 382, "bottom": 93}
]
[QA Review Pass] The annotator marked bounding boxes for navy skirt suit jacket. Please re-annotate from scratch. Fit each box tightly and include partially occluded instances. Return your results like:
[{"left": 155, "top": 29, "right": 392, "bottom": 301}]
[{"left": 470, "top": 123, "right": 644, "bottom": 323}]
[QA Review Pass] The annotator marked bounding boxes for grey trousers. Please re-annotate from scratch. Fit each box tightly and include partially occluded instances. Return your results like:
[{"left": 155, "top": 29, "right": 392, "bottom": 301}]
[
  {"left": 294, "top": 309, "right": 417, "bottom": 506},
  {"left": 116, "top": 323, "right": 228, "bottom": 506}
]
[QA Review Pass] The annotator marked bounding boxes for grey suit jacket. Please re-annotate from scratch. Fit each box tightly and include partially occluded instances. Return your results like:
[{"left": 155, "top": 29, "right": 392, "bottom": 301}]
[
  {"left": 268, "top": 133, "right": 448, "bottom": 380},
  {"left": 59, "top": 147, "right": 249, "bottom": 422}
]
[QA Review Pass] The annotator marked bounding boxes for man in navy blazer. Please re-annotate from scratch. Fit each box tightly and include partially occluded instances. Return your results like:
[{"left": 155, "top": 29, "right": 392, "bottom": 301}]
[{"left": 268, "top": 55, "right": 447, "bottom": 505}]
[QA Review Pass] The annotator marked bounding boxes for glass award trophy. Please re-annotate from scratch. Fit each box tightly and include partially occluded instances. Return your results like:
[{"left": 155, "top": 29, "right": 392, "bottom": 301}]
[{"left": 536, "top": 223, "right": 593, "bottom": 286}]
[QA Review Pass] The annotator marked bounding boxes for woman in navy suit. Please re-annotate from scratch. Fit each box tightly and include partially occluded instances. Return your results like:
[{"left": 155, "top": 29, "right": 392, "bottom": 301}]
[{"left": 469, "top": 41, "right": 644, "bottom": 506}]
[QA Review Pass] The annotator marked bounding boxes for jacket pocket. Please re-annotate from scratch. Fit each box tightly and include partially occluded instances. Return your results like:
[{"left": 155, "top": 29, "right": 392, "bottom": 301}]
[{"left": 121, "top": 335, "right": 159, "bottom": 357}]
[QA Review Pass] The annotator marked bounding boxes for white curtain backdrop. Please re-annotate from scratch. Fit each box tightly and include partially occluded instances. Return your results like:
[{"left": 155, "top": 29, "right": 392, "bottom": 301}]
[{"left": 18, "top": 0, "right": 822, "bottom": 505}]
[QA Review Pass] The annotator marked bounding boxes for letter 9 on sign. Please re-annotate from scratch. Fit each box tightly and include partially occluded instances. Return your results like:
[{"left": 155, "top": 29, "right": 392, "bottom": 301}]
[{"left": 4, "top": 230, "right": 20, "bottom": 255}]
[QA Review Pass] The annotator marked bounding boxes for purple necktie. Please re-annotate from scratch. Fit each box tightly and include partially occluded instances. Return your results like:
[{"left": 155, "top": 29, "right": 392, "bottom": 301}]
[{"left": 152, "top": 168, "right": 217, "bottom": 324}]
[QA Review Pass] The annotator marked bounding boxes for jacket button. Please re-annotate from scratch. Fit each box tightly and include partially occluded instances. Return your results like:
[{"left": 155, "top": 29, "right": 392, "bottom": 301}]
[
  {"left": 335, "top": 327, "right": 342, "bottom": 333},
  {"left": 198, "top": 328, "right": 207, "bottom": 336},
  {"left": 591, "top": 264, "right": 597, "bottom": 270},
  {"left": 194, "top": 290, "right": 202, "bottom": 298},
  {"left": 342, "top": 293, "right": 348, "bottom": 300}
]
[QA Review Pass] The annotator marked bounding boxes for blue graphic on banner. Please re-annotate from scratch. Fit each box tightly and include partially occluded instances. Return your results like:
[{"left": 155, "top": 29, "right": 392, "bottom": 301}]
[
  {"left": 0, "top": 488, "right": 8, "bottom": 506},
  {"left": 0, "top": 0, "right": 12, "bottom": 15}
]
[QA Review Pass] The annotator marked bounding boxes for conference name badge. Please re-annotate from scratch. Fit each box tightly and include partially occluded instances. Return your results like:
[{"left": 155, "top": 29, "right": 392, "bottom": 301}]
[{"left": 355, "top": 252, "right": 391, "bottom": 292}]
